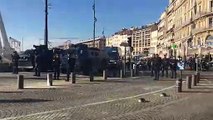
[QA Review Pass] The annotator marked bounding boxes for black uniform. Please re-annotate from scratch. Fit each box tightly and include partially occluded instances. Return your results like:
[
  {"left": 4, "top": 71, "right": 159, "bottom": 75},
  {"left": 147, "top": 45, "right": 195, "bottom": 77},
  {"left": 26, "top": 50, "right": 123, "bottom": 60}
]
[
  {"left": 66, "top": 54, "right": 76, "bottom": 81},
  {"left": 34, "top": 53, "right": 41, "bottom": 76},
  {"left": 0, "top": 55, "right": 2, "bottom": 63},
  {"left": 150, "top": 56, "right": 155, "bottom": 77},
  {"left": 153, "top": 56, "right": 162, "bottom": 80},
  {"left": 11, "top": 52, "right": 20, "bottom": 74},
  {"left": 53, "top": 54, "right": 61, "bottom": 80},
  {"left": 162, "top": 56, "right": 169, "bottom": 77},
  {"left": 170, "top": 58, "right": 177, "bottom": 79}
]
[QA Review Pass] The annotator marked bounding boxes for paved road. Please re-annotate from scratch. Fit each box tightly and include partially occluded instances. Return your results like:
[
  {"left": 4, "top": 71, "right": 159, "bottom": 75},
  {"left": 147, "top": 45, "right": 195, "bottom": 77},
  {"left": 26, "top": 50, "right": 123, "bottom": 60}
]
[{"left": 0, "top": 72, "right": 212, "bottom": 120}]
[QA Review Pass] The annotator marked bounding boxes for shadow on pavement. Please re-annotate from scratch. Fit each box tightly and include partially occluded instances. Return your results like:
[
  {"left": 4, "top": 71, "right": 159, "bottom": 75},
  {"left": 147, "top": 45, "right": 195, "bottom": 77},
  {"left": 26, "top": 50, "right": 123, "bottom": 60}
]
[
  {"left": 0, "top": 98, "right": 52, "bottom": 103},
  {"left": 23, "top": 88, "right": 63, "bottom": 91},
  {"left": 192, "top": 87, "right": 213, "bottom": 90},
  {"left": 198, "top": 84, "right": 213, "bottom": 86},
  {"left": 0, "top": 91, "right": 23, "bottom": 93},
  {"left": 26, "top": 77, "right": 47, "bottom": 80},
  {"left": 93, "top": 80, "right": 131, "bottom": 83},
  {"left": 182, "top": 91, "right": 213, "bottom": 94}
]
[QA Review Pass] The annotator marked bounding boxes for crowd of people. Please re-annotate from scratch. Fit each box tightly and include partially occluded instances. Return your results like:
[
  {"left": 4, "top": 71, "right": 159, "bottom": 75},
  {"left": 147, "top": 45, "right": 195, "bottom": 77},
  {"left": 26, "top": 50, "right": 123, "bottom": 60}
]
[
  {"left": 135, "top": 53, "right": 212, "bottom": 80},
  {"left": 11, "top": 50, "right": 76, "bottom": 81},
  {"left": 135, "top": 54, "right": 178, "bottom": 80},
  {"left": 9, "top": 49, "right": 213, "bottom": 81}
]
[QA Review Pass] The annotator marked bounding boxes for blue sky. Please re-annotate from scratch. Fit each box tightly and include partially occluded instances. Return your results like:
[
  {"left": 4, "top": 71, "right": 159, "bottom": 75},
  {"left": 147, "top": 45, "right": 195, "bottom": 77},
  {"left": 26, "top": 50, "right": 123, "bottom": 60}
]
[{"left": 0, "top": 0, "right": 168, "bottom": 50}]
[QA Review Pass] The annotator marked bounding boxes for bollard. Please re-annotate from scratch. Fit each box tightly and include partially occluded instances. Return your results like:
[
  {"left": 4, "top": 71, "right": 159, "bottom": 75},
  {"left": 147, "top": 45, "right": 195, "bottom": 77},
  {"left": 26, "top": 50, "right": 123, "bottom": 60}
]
[
  {"left": 191, "top": 74, "right": 197, "bottom": 86},
  {"left": 195, "top": 72, "right": 200, "bottom": 83},
  {"left": 47, "top": 73, "right": 53, "bottom": 86},
  {"left": 131, "top": 69, "right": 134, "bottom": 77},
  {"left": 90, "top": 73, "right": 94, "bottom": 82},
  {"left": 17, "top": 75, "right": 24, "bottom": 89},
  {"left": 176, "top": 78, "right": 182, "bottom": 92},
  {"left": 103, "top": 70, "right": 107, "bottom": 80},
  {"left": 71, "top": 72, "right": 76, "bottom": 84},
  {"left": 120, "top": 69, "right": 123, "bottom": 78},
  {"left": 186, "top": 76, "right": 192, "bottom": 89}
]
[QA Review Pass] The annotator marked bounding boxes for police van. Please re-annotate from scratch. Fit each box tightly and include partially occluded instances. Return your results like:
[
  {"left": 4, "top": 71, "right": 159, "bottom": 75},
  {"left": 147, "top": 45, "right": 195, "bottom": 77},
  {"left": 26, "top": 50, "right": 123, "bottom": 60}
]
[{"left": 18, "top": 53, "right": 34, "bottom": 71}]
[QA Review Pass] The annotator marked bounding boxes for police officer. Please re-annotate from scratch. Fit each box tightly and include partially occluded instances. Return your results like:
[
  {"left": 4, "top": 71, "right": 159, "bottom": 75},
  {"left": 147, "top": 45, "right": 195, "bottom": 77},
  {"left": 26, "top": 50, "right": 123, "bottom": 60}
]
[
  {"left": 34, "top": 52, "right": 41, "bottom": 76},
  {"left": 150, "top": 54, "right": 156, "bottom": 77},
  {"left": 53, "top": 50, "right": 61, "bottom": 80},
  {"left": 170, "top": 57, "right": 177, "bottom": 79},
  {"left": 153, "top": 54, "right": 162, "bottom": 80},
  {"left": 11, "top": 51, "right": 20, "bottom": 74},
  {"left": 0, "top": 55, "right": 2, "bottom": 63},
  {"left": 66, "top": 52, "right": 76, "bottom": 81},
  {"left": 161, "top": 55, "right": 169, "bottom": 77}
]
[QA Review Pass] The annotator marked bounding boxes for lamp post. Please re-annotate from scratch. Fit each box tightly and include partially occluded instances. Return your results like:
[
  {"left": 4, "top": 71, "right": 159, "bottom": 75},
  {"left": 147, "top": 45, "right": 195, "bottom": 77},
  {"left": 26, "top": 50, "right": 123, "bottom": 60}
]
[
  {"left": 92, "top": 0, "right": 97, "bottom": 48},
  {"left": 44, "top": 0, "right": 49, "bottom": 49}
]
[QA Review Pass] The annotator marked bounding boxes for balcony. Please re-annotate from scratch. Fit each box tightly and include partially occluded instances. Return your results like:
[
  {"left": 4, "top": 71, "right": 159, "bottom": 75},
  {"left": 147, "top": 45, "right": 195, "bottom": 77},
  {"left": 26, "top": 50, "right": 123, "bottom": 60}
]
[
  {"left": 192, "top": 11, "right": 213, "bottom": 21},
  {"left": 192, "top": 26, "right": 213, "bottom": 35},
  {"left": 174, "top": 18, "right": 192, "bottom": 32}
]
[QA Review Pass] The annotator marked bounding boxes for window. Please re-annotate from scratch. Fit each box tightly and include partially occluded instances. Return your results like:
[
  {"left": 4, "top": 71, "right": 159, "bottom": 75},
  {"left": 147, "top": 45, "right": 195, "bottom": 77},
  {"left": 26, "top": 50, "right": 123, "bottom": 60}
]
[
  {"left": 194, "top": 2, "right": 197, "bottom": 14},
  {"left": 209, "top": 18, "right": 213, "bottom": 27},
  {"left": 210, "top": 0, "right": 213, "bottom": 12}
]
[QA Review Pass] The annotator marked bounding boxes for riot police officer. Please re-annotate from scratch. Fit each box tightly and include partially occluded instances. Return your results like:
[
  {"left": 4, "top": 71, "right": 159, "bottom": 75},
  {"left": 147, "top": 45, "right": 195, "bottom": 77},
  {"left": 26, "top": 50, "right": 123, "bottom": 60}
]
[
  {"left": 66, "top": 52, "right": 76, "bottom": 81},
  {"left": 153, "top": 54, "right": 162, "bottom": 80},
  {"left": 11, "top": 51, "right": 20, "bottom": 74},
  {"left": 161, "top": 55, "right": 169, "bottom": 77},
  {"left": 34, "top": 52, "right": 41, "bottom": 76},
  {"left": 0, "top": 55, "right": 2, "bottom": 63},
  {"left": 150, "top": 54, "right": 156, "bottom": 77},
  {"left": 53, "top": 51, "right": 61, "bottom": 80},
  {"left": 170, "top": 57, "right": 177, "bottom": 79}
]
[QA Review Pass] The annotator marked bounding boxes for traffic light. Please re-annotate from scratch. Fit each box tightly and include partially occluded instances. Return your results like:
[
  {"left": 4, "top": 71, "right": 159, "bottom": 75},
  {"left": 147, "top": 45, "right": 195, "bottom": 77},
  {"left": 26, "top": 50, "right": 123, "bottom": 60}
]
[{"left": 127, "top": 37, "right": 132, "bottom": 47}]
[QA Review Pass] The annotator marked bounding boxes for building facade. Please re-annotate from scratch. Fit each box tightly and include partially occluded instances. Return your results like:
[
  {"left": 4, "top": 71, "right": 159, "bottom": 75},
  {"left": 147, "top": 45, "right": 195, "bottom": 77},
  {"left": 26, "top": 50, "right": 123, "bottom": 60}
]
[
  {"left": 76, "top": 37, "right": 106, "bottom": 49},
  {"left": 106, "top": 28, "right": 133, "bottom": 56},
  {"left": 132, "top": 24, "right": 158, "bottom": 56},
  {"left": 150, "top": 29, "right": 158, "bottom": 55},
  {"left": 9, "top": 37, "right": 21, "bottom": 52},
  {"left": 159, "top": 0, "right": 213, "bottom": 58}
]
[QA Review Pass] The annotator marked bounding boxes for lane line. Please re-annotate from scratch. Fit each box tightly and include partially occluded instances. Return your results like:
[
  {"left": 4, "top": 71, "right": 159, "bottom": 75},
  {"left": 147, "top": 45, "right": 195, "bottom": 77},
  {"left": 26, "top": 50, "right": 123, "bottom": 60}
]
[{"left": 1, "top": 85, "right": 175, "bottom": 120}]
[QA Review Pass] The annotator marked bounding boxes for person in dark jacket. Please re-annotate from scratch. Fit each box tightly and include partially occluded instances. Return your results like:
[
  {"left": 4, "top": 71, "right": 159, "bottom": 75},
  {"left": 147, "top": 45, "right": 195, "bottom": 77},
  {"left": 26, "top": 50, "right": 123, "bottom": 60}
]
[
  {"left": 170, "top": 57, "right": 177, "bottom": 79},
  {"left": 66, "top": 53, "right": 76, "bottom": 81},
  {"left": 153, "top": 54, "right": 162, "bottom": 80},
  {"left": 161, "top": 55, "right": 169, "bottom": 77},
  {"left": 150, "top": 54, "right": 156, "bottom": 77},
  {"left": 0, "top": 55, "right": 2, "bottom": 63},
  {"left": 11, "top": 51, "right": 20, "bottom": 74},
  {"left": 34, "top": 52, "right": 41, "bottom": 76},
  {"left": 53, "top": 52, "right": 61, "bottom": 80}
]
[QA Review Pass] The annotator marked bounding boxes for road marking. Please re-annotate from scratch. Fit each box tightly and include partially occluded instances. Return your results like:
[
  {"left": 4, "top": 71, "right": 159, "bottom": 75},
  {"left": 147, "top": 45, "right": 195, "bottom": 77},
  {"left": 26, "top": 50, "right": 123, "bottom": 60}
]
[{"left": 1, "top": 85, "right": 175, "bottom": 120}]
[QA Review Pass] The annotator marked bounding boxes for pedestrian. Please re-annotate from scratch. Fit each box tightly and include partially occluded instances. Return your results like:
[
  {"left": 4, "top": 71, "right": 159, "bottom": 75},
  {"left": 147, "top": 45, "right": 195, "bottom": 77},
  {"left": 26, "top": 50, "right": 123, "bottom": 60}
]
[
  {"left": 153, "top": 54, "right": 162, "bottom": 80},
  {"left": 53, "top": 50, "right": 61, "bottom": 80},
  {"left": 11, "top": 51, "right": 20, "bottom": 74},
  {"left": 170, "top": 57, "right": 177, "bottom": 79},
  {"left": 161, "top": 55, "right": 169, "bottom": 77},
  {"left": 66, "top": 52, "right": 76, "bottom": 81},
  {"left": 34, "top": 52, "right": 41, "bottom": 76},
  {"left": 150, "top": 54, "right": 156, "bottom": 77}
]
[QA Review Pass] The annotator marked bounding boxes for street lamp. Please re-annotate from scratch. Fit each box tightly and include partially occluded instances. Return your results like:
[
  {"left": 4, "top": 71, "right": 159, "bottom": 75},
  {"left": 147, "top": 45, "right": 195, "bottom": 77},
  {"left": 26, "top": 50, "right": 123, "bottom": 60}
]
[
  {"left": 92, "top": 0, "right": 97, "bottom": 48},
  {"left": 44, "top": 0, "right": 49, "bottom": 49}
]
